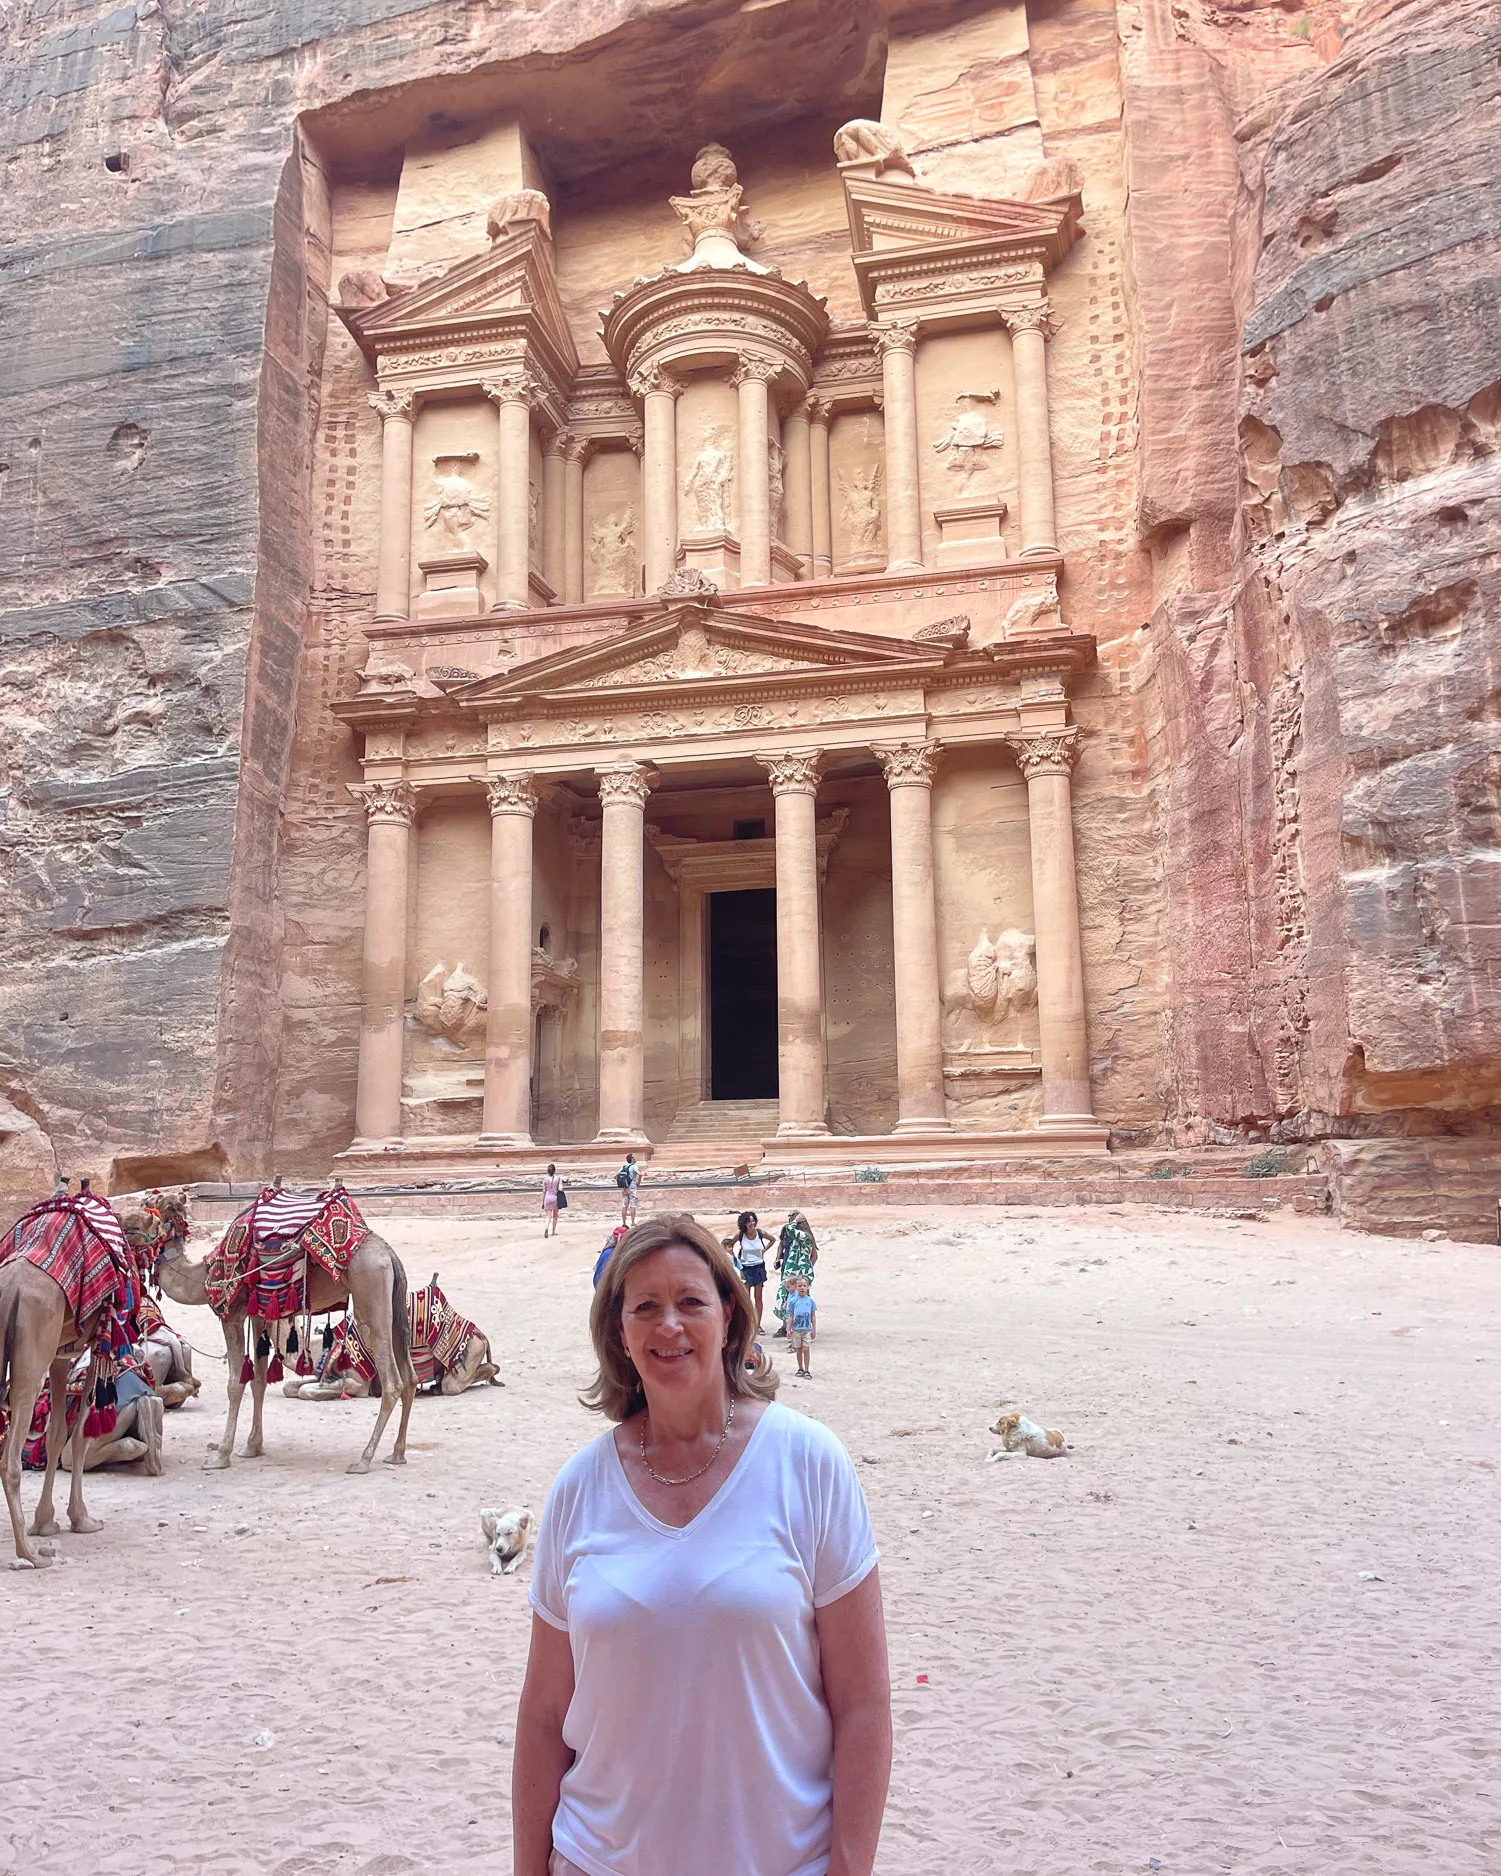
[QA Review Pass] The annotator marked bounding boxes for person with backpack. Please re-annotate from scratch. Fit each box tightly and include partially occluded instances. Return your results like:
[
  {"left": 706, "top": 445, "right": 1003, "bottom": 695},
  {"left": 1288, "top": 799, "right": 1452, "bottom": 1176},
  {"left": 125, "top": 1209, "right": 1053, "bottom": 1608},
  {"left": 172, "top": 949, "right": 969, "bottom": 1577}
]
[{"left": 615, "top": 1152, "right": 640, "bottom": 1226}]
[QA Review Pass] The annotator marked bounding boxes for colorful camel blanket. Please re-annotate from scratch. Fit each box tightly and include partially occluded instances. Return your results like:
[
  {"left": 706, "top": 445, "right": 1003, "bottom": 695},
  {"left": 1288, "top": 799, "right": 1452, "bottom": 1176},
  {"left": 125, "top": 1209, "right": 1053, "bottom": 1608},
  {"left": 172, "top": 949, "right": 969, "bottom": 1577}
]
[
  {"left": 20, "top": 1348, "right": 153, "bottom": 1469},
  {"left": 204, "top": 1187, "right": 368, "bottom": 1322},
  {"left": 322, "top": 1281, "right": 483, "bottom": 1392},
  {"left": 0, "top": 1190, "right": 134, "bottom": 1333},
  {"left": 0, "top": 1190, "right": 139, "bottom": 1446}
]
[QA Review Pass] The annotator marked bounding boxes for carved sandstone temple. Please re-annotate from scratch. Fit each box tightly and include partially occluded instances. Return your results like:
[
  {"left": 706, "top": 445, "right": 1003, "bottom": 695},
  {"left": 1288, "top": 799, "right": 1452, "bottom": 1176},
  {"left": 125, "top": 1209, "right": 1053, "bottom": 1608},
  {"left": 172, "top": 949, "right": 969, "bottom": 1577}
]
[{"left": 329, "top": 124, "right": 1106, "bottom": 1174}]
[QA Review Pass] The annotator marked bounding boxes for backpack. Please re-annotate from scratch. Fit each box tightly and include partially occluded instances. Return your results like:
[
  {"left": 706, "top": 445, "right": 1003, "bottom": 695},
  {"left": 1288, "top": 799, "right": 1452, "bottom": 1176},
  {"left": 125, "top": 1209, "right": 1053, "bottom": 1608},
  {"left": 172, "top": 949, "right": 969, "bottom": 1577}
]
[{"left": 615, "top": 1164, "right": 632, "bottom": 1189}]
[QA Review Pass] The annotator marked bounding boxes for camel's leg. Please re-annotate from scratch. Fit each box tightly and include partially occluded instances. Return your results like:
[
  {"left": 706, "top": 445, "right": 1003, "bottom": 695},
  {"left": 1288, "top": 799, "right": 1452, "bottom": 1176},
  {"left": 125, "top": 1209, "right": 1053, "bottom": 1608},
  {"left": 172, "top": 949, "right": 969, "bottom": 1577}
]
[
  {"left": 243, "top": 1320, "right": 268, "bottom": 1457},
  {"left": 29, "top": 1356, "right": 75, "bottom": 1538},
  {"left": 440, "top": 1336, "right": 492, "bottom": 1395},
  {"left": 206, "top": 1313, "right": 247, "bottom": 1470},
  {"left": 64, "top": 1369, "right": 102, "bottom": 1534},
  {"left": 2, "top": 1364, "right": 50, "bottom": 1568},
  {"left": 138, "top": 1393, "right": 164, "bottom": 1475},
  {"left": 349, "top": 1310, "right": 401, "bottom": 1473}
]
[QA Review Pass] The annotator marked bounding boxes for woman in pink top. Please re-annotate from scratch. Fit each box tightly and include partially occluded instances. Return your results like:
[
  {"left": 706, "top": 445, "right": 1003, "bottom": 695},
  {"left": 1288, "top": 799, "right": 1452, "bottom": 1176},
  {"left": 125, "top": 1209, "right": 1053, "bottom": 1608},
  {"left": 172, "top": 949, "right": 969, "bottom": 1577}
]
[{"left": 513, "top": 1216, "right": 891, "bottom": 1876}]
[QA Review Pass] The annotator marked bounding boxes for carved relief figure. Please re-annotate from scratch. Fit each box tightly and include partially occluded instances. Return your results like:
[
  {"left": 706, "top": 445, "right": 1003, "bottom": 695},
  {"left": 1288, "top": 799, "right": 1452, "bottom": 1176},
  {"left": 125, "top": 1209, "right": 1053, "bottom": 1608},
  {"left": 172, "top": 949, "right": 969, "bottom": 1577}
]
[
  {"left": 941, "top": 929, "right": 1038, "bottom": 1052},
  {"left": 684, "top": 425, "right": 735, "bottom": 531},
  {"left": 424, "top": 455, "right": 490, "bottom": 547},
  {"left": 529, "top": 481, "right": 542, "bottom": 570},
  {"left": 932, "top": 390, "right": 1005, "bottom": 491},
  {"left": 487, "top": 188, "right": 552, "bottom": 242},
  {"left": 832, "top": 120, "right": 915, "bottom": 177},
  {"left": 588, "top": 508, "right": 638, "bottom": 595},
  {"left": 415, "top": 963, "right": 488, "bottom": 1051},
  {"left": 836, "top": 456, "right": 884, "bottom": 561},
  {"left": 768, "top": 437, "right": 786, "bottom": 540}
]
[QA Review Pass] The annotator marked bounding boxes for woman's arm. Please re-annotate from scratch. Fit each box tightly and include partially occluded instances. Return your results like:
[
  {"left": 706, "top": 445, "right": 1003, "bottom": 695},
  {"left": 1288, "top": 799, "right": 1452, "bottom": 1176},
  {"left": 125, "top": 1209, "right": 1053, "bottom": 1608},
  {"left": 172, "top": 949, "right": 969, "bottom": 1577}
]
[
  {"left": 816, "top": 1568, "right": 892, "bottom": 1876},
  {"left": 512, "top": 1614, "right": 577, "bottom": 1876}
]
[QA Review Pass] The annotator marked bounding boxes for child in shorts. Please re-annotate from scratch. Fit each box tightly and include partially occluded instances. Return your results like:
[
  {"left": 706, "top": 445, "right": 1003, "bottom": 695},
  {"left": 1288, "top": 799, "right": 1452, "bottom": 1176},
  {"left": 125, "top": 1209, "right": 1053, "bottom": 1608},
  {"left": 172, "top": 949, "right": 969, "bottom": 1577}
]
[{"left": 785, "top": 1275, "right": 817, "bottom": 1379}]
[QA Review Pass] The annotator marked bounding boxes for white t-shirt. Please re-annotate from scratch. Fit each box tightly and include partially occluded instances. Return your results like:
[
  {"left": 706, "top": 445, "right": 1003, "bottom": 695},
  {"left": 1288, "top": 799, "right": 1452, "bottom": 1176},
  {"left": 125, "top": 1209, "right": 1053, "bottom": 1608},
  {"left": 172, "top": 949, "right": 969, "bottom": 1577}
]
[{"left": 529, "top": 1400, "right": 879, "bottom": 1876}]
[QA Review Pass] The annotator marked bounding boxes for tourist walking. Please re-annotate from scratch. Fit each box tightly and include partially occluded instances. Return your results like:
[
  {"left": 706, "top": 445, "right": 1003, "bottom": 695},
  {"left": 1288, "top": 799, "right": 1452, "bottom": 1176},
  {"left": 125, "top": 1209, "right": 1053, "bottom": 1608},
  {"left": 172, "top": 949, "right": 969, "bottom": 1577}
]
[
  {"left": 774, "top": 1209, "right": 819, "bottom": 1338},
  {"left": 541, "top": 1164, "right": 565, "bottom": 1238},
  {"left": 724, "top": 1209, "right": 774, "bottom": 1329},
  {"left": 513, "top": 1215, "right": 891, "bottom": 1876},
  {"left": 616, "top": 1151, "right": 641, "bottom": 1227},
  {"left": 786, "top": 1276, "right": 817, "bottom": 1380},
  {"left": 593, "top": 1224, "right": 628, "bottom": 1289}
]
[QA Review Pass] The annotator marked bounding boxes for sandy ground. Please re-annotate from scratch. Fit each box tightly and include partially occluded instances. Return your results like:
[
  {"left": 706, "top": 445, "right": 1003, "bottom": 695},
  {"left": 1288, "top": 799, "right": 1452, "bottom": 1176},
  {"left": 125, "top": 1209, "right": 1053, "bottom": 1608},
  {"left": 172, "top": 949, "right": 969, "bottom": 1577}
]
[{"left": 4, "top": 1200, "right": 1499, "bottom": 1876}]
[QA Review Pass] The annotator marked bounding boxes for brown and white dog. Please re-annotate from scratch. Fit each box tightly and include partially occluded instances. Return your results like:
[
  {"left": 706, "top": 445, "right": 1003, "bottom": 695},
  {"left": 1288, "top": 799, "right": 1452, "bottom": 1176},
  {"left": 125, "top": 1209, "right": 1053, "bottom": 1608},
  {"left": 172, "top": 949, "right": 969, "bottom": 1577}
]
[
  {"left": 481, "top": 1505, "right": 537, "bottom": 1575},
  {"left": 988, "top": 1408, "right": 1069, "bottom": 1459}
]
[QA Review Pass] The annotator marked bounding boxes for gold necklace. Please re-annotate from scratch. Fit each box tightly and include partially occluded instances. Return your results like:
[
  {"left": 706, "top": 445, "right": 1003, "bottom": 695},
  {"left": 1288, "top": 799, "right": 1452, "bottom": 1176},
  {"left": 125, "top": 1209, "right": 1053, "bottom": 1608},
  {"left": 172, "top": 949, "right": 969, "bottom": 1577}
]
[{"left": 638, "top": 1398, "right": 735, "bottom": 1486}]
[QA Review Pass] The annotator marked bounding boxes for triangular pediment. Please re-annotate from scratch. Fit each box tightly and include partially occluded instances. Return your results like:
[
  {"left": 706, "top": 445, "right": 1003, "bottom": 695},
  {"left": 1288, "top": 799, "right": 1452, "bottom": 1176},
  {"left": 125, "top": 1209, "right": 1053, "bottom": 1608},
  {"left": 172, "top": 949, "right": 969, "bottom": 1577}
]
[
  {"left": 453, "top": 605, "right": 942, "bottom": 710},
  {"left": 342, "top": 224, "right": 579, "bottom": 381}
]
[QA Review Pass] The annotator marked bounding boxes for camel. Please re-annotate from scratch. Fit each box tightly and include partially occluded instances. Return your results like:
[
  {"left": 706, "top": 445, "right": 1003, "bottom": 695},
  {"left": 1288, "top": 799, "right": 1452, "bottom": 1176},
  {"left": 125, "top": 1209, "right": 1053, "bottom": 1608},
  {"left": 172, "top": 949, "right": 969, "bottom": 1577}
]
[
  {"left": 137, "top": 1189, "right": 418, "bottom": 1475},
  {"left": 20, "top": 1348, "right": 169, "bottom": 1475},
  {"left": 0, "top": 1191, "right": 114, "bottom": 1568},
  {"left": 283, "top": 1274, "right": 498, "bottom": 1401}
]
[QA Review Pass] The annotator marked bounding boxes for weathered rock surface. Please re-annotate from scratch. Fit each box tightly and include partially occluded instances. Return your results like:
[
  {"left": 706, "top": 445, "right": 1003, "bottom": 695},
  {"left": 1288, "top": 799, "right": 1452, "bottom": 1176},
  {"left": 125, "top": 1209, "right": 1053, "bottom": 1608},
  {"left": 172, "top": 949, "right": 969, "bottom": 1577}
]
[{"left": 1, "top": 0, "right": 1494, "bottom": 1237}]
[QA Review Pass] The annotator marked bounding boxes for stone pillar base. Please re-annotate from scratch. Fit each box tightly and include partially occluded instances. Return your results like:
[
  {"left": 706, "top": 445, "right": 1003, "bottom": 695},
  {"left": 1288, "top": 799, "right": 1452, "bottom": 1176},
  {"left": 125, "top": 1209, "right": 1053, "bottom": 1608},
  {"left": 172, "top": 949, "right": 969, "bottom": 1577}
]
[
  {"left": 934, "top": 499, "right": 1009, "bottom": 571},
  {"left": 1038, "top": 1111, "right": 1099, "bottom": 1130},
  {"left": 350, "top": 1135, "right": 405, "bottom": 1152},
  {"left": 893, "top": 1114, "right": 952, "bottom": 1134},
  {"left": 678, "top": 529, "right": 742, "bottom": 589},
  {"left": 416, "top": 549, "right": 488, "bottom": 620},
  {"left": 593, "top": 1127, "right": 651, "bottom": 1147},
  {"left": 478, "top": 1131, "right": 535, "bottom": 1149}
]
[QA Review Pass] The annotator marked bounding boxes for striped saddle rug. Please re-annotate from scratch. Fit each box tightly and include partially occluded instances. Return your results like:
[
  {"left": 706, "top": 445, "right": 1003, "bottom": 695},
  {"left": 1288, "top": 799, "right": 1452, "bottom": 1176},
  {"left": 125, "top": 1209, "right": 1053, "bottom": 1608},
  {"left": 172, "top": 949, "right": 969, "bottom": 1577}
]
[
  {"left": 321, "top": 1280, "right": 484, "bottom": 1392},
  {"left": 205, "top": 1186, "right": 369, "bottom": 1322}
]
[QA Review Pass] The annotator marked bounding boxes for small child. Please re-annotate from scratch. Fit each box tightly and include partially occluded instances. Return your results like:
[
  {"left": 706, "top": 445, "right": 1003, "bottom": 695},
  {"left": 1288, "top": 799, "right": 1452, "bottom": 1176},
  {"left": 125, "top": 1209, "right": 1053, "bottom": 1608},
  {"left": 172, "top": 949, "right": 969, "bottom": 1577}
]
[{"left": 785, "top": 1275, "right": 817, "bottom": 1380}]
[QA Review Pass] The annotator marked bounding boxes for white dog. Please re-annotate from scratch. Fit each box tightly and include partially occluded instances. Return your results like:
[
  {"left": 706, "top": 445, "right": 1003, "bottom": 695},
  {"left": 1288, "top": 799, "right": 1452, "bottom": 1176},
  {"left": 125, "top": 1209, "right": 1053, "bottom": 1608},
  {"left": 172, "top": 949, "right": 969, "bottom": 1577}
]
[
  {"left": 987, "top": 1408, "right": 1070, "bottom": 1460},
  {"left": 481, "top": 1505, "right": 537, "bottom": 1575}
]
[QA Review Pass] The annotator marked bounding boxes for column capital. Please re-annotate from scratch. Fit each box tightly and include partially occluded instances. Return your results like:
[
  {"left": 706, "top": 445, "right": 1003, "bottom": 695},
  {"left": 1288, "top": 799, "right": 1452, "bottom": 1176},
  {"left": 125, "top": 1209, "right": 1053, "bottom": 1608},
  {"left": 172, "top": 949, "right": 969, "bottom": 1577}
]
[
  {"left": 561, "top": 431, "right": 594, "bottom": 465},
  {"left": 368, "top": 387, "right": 415, "bottom": 422},
  {"left": 757, "top": 750, "right": 824, "bottom": 797},
  {"left": 483, "top": 369, "right": 543, "bottom": 409},
  {"left": 806, "top": 395, "right": 832, "bottom": 428},
  {"left": 731, "top": 354, "right": 779, "bottom": 387},
  {"left": 1001, "top": 301, "right": 1057, "bottom": 339},
  {"left": 485, "top": 772, "right": 539, "bottom": 818},
  {"left": 873, "top": 740, "right": 941, "bottom": 789},
  {"left": 349, "top": 779, "right": 417, "bottom": 825},
  {"left": 628, "top": 360, "right": 685, "bottom": 400},
  {"left": 873, "top": 320, "right": 920, "bottom": 358},
  {"left": 1006, "top": 726, "right": 1082, "bottom": 778},
  {"left": 596, "top": 762, "right": 654, "bottom": 809},
  {"left": 542, "top": 428, "right": 572, "bottom": 461}
]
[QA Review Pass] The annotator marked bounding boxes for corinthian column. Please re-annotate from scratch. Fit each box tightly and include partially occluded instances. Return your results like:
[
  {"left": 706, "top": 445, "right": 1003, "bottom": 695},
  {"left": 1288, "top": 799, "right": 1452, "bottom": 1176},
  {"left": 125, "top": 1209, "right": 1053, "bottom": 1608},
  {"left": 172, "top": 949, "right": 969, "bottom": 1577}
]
[
  {"left": 875, "top": 742, "right": 950, "bottom": 1132},
  {"left": 757, "top": 751, "right": 829, "bottom": 1137},
  {"left": 562, "top": 434, "right": 589, "bottom": 605},
  {"left": 874, "top": 322, "right": 923, "bottom": 571},
  {"left": 369, "top": 389, "right": 415, "bottom": 622},
  {"left": 734, "top": 356, "right": 777, "bottom": 587},
  {"left": 1003, "top": 304, "right": 1059, "bottom": 556},
  {"left": 632, "top": 363, "right": 682, "bottom": 593},
  {"left": 782, "top": 395, "right": 813, "bottom": 578},
  {"left": 1006, "top": 727, "right": 1094, "bottom": 1125},
  {"left": 484, "top": 372, "right": 537, "bottom": 611},
  {"left": 808, "top": 398, "right": 833, "bottom": 579},
  {"left": 595, "top": 763, "right": 653, "bottom": 1143},
  {"left": 349, "top": 780, "right": 417, "bottom": 1147},
  {"left": 541, "top": 433, "right": 567, "bottom": 602},
  {"left": 480, "top": 774, "right": 538, "bottom": 1147}
]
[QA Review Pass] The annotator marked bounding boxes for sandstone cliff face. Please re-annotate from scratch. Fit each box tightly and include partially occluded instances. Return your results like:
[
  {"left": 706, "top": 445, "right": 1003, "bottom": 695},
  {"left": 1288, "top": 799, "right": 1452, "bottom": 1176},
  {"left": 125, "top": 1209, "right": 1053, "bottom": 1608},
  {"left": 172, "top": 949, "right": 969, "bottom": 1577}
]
[
  {"left": 1132, "top": 0, "right": 1500, "bottom": 1231},
  {"left": 1, "top": 0, "right": 1494, "bottom": 1235}
]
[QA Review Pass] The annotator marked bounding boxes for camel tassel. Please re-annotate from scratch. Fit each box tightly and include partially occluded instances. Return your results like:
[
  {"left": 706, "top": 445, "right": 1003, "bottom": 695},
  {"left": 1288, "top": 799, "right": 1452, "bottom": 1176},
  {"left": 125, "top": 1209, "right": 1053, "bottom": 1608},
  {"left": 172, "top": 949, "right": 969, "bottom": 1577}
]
[{"left": 267, "top": 1350, "right": 284, "bottom": 1383}]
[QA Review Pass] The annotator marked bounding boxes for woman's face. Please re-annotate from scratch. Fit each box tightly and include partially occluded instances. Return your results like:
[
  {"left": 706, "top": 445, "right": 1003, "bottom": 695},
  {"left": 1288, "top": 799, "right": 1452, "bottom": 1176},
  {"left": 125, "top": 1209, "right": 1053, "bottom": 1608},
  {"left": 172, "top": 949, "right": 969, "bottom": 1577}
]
[
  {"left": 746, "top": 1214, "right": 758, "bottom": 1233},
  {"left": 620, "top": 1244, "right": 732, "bottom": 1402}
]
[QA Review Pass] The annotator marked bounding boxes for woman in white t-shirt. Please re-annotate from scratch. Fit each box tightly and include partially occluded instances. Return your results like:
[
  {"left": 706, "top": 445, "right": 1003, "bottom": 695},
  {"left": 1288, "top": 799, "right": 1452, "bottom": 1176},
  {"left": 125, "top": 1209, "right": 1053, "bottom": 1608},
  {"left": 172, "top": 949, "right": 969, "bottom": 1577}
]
[{"left": 514, "top": 1216, "right": 891, "bottom": 1876}]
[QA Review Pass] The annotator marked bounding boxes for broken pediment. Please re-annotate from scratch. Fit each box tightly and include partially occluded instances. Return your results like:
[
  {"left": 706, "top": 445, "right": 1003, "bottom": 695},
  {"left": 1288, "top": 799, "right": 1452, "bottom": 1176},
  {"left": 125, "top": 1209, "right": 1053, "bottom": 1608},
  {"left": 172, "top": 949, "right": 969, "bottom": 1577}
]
[
  {"left": 449, "top": 606, "right": 943, "bottom": 710},
  {"left": 842, "top": 174, "right": 1082, "bottom": 322},
  {"left": 339, "top": 220, "right": 579, "bottom": 398}
]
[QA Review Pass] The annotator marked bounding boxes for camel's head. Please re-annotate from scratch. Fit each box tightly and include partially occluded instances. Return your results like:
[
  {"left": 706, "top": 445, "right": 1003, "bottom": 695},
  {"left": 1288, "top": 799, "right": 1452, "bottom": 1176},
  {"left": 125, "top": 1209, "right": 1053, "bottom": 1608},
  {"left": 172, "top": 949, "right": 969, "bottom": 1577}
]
[{"left": 122, "top": 1188, "right": 191, "bottom": 1265}]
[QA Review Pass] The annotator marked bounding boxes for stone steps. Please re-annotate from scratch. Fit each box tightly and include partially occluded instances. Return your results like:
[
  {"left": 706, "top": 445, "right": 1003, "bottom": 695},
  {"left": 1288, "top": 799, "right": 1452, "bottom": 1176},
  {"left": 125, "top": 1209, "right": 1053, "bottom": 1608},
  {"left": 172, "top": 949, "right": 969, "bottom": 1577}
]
[{"left": 664, "top": 1100, "right": 780, "bottom": 1142}]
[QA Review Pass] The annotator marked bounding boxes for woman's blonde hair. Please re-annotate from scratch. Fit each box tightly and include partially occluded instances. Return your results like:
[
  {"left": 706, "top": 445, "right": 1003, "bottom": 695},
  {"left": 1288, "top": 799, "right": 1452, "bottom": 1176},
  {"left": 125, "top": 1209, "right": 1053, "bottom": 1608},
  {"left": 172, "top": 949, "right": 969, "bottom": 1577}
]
[{"left": 584, "top": 1213, "right": 779, "bottom": 1421}]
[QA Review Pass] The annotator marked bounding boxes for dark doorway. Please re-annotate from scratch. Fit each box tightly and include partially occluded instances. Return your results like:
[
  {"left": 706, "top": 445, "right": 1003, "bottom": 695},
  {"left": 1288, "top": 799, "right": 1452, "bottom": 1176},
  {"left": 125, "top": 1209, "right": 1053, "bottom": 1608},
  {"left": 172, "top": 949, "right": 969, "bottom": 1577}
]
[{"left": 708, "top": 888, "right": 779, "bottom": 1099}]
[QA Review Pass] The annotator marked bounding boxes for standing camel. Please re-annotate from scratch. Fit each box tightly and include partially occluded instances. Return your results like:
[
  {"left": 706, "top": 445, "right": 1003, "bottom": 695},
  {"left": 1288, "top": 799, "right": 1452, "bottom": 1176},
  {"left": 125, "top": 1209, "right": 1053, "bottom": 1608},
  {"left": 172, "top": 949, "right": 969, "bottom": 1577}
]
[
  {"left": 0, "top": 1184, "right": 122, "bottom": 1568},
  {"left": 141, "top": 1189, "right": 418, "bottom": 1474}
]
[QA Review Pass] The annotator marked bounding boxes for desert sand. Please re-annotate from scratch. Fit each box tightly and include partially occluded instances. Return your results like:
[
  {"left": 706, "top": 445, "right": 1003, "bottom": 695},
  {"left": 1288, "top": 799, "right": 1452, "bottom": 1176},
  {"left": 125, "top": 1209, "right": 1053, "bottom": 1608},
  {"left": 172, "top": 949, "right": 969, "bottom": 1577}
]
[{"left": 4, "top": 1200, "right": 1498, "bottom": 1876}]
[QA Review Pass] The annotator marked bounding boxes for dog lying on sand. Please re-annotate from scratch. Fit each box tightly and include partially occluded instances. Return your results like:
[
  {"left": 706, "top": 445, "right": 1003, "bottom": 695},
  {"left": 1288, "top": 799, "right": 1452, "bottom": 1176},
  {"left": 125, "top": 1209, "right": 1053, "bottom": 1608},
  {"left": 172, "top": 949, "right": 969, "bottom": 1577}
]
[
  {"left": 988, "top": 1408, "right": 1069, "bottom": 1459},
  {"left": 481, "top": 1505, "right": 537, "bottom": 1575}
]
